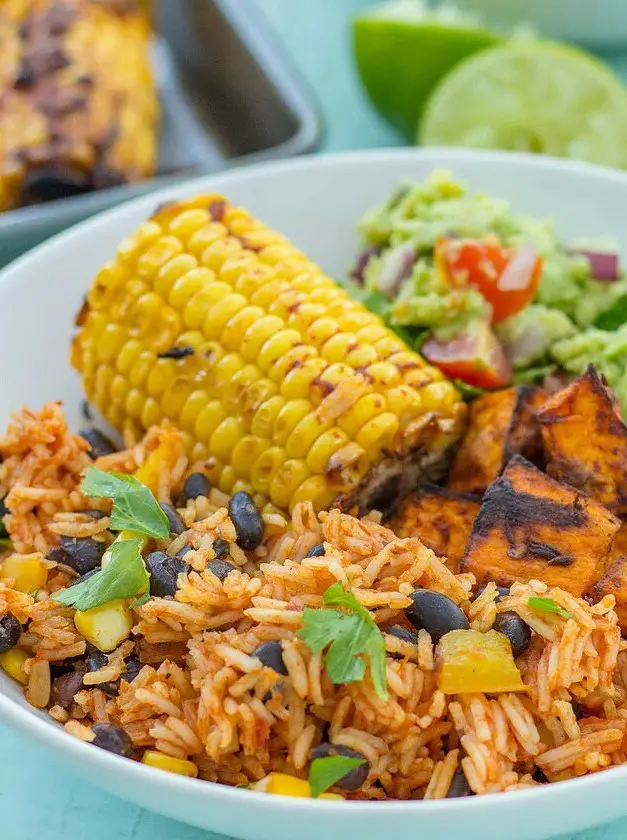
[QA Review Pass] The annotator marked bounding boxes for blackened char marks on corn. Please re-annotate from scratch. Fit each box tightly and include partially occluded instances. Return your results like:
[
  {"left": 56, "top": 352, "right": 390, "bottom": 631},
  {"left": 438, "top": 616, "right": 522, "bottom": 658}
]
[
  {"left": 158, "top": 345, "right": 194, "bottom": 360},
  {"left": 208, "top": 200, "right": 227, "bottom": 221}
]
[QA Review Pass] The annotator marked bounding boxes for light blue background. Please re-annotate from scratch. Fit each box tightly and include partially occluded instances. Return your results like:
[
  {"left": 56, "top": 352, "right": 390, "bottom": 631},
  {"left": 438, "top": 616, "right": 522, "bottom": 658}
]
[{"left": 2, "top": 2, "right": 627, "bottom": 838}]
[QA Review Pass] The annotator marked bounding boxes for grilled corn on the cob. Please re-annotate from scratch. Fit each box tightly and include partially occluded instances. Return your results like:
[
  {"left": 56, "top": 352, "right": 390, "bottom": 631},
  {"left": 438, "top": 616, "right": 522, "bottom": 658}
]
[
  {"left": 72, "top": 197, "right": 466, "bottom": 513},
  {"left": 0, "top": 0, "right": 157, "bottom": 211}
]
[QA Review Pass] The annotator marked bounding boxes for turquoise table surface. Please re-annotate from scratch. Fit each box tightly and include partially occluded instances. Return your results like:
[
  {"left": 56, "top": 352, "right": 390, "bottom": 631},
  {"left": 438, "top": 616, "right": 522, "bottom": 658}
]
[{"left": 2, "top": 2, "right": 627, "bottom": 839}]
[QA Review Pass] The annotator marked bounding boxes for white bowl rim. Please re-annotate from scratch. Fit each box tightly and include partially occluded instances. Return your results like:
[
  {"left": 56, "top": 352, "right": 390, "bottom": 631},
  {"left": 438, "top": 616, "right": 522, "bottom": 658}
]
[{"left": 2, "top": 145, "right": 627, "bottom": 817}]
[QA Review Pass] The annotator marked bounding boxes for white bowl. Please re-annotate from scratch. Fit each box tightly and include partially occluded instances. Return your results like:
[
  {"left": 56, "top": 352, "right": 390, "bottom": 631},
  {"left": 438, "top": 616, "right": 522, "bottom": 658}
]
[{"left": 2, "top": 148, "right": 627, "bottom": 839}]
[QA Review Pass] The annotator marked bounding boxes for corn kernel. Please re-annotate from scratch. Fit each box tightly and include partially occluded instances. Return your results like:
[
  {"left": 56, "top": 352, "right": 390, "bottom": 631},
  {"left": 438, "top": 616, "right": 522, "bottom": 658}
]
[
  {"left": 142, "top": 750, "right": 198, "bottom": 777},
  {"left": 263, "top": 772, "right": 342, "bottom": 799},
  {"left": 0, "top": 648, "right": 29, "bottom": 684},
  {"left": 0, "top": 555, "right": 48, "bottom": 593},
  {"left": 74, "top": 599, "right": 133, "bottom": 652}
]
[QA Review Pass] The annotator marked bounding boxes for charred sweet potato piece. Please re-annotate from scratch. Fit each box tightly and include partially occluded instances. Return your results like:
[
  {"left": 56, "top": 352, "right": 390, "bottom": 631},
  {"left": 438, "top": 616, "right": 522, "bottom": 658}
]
[
  {"left": 461, "top": 456, "right": 620, "bottom": 596},
  {"left": 388, "top": 485, "right": 481, "bottom": 573},
  {"left": 592, "top": 525, "right": 627, "bottom": 629},
  {"left": 448, "top": 386, "right": 546, "bottom": 494},
  {"left": 538, "top": 366, "right": 627, "bottom": 515}
]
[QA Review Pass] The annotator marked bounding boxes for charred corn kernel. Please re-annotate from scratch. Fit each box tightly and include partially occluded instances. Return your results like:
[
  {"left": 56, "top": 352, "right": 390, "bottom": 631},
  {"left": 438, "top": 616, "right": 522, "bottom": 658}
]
[
  {"left": 142, "top": 751, "right": 199, "bottom": 777},
  {"left": 74, "top": 599, "right": 133, "bottom": 653},
  {"left": 436, "top": 630, "right": 525, "bottom": 695},
  {"left": 0, "top": 1, "right": 157, "bottom": 213},
  {"left": 262, "top": 773, "right": 343, "bottom": 799},
  {"left": 0, "top": 648, "right": 29, "bottom": 685},
  {"left": 74, "top": 197, "right": 464, "bottom": 512},
  {"left": 0, "top": 555, "right": 47, "bottom": 594}
]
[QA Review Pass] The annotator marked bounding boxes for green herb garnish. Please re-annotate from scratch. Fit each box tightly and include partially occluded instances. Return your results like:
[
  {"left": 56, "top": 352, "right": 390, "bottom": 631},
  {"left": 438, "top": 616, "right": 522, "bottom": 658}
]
[
  {"left": 528, "top": 596, "right": 572, "bottom": 620},
  {"left": 81, "top": 467, "right": 169, "bottom": 539},
  {"left": 452, "top": 379, "right": 487, "bottom": 401},
  {"left": 55, "top": 538, "right": 149, "bottom": 611},
  {"left": 308, "top": 755, "right": 366, "bottom": 798},
  {"left": 299, "top": 582, "right": 388, "bottom": 700},
  {"left": 594, "top": 293, "right": 627, "bottom": 331}
]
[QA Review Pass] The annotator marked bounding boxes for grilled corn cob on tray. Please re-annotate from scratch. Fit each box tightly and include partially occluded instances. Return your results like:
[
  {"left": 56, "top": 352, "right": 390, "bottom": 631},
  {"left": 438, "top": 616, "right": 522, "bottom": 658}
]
[
  {"left": 0, "top": 0, "right": 157, "bottom": 211},
  {"left": 72, "top": 197, "right": 466, "bottom": 514}
]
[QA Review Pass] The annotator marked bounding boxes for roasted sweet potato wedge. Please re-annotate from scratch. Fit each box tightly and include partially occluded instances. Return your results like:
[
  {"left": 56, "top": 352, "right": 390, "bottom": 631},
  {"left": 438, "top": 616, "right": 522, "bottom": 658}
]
[
  {"left": 388, "top": 485, "right": 481, "bottom": 573},
  {"left": 461, "top": 456, "right": 620, "bottom": 596},
  {"left": 448, "top": 386, "right": 546, "bottom": 494},
  {"left": 592, "top": 524, "right": 627, "bottom": 629},
  {"left": 538, "top": 366, "right": 627, "bottom": 515}
]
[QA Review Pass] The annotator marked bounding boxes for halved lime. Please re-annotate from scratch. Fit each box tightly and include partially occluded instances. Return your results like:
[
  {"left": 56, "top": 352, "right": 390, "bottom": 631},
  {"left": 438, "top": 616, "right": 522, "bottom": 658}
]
[
  {"left": 419, "top": 42, "right": 627, "bottom": 169},
  {"left": 353, "top": 0, "right": 501, "bottom": 139}
]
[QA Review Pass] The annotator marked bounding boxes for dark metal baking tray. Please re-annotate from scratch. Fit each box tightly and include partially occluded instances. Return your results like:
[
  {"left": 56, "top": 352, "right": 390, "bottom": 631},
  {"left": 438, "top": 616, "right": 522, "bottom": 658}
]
[{"left": 0, "top": 0, "right": 321, "bottom": 267}]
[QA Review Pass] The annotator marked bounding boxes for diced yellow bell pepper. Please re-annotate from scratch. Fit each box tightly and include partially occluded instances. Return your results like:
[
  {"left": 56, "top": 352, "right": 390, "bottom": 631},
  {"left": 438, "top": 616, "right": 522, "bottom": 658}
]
[
  {"left": 0, "top": 555, "right": 48, "bottom": 593},
  {"left": 0, "top": 648, "right": 29, "bottom": 684},
  {"left": 142, "top": 750, "right": 198, "bottom": 777},
  {"left": 74, "top": 598, "right": 133, "bottom": 652},
  {"left": 134, "top": 434, "right": 182, "bottom": 495},
  {"left": 263, "top": 773, "right": 343, "bottom": 799},
  {"left": 436, "top": 629, "right": 525, "bottom": 694}
]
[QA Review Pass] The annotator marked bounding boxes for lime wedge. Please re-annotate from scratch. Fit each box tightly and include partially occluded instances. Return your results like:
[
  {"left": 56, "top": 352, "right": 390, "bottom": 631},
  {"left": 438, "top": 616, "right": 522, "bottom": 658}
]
[
  {"left": 353, "top": 0, "right": 501, "bottom": 139},
  {"left": 419, "top": 42, "right": 627, "bottom": 168}
]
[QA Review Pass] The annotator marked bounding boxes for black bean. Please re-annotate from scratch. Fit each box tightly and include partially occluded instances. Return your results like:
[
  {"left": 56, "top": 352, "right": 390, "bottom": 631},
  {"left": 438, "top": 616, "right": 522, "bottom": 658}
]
[
  {"left": 82, "top": 509, "right": 108, "bottom": 521},
  {"left": 49, "top": 659, "right": 78, "bottom": 678},
  {"left": 207, "top": 559, "right": 236, "bottom": 581},
  {"left": 384, "top": 625, "right": 417, "bottom": 645},
  {"left": 181, "top": 472, "right": 212, "bottom": 504},
  {"left": 79, "top": 427, "right": 118, "bottom": 458},
  {"left": 0, "top": 614, "right": 21, "bottom": 653},
  {"left": 228, "top": 492, "right": 264, "bottom": 551},
  {"left": 85, "top": 650, "right": 119, "bottom": 696},
  {"left": 493, "top": 611, "right": 531, "bottom": 658},
  {"left": 306, "top": 543, "right": 325, "bottom": 558},
  {"left": 473, "top": 584, "right": 510, "bottom": 602},
  {"left": 404, "top": 590, "right": 469, "bottom": 642},
  {"left": 0, "top": 498, "right": 9, "bottom": 539},
  {"left": 145, "top": 551, "right": 189, "bottom": 598},
  {"left": 91, "top": 722, "right": 133, "bottom": 757},
  {"left": 48, "top": 536, "right": 106, "bottom": 575},
  {"left": 253, "top": 640, "right": 287, "bottom": 675},
  {"left": 51, "top": 670, "right": 85, "bottom": 710},
  {"left": 73, "top": 568, "right": 100, "bottom": 586},
  {"left": 571, "top": 700, "right": 584, "bottom": 720},
  {"left": 176, "top": 545, "right": 193, "bottom": 559},
  {"left": 212, "top": 538, "right": 230, "bottom": 560},
  {"left": 121, "top": 655, "right": 142, "bottom": 684},
  {"left": 447, "top": 767, "right": 474, "bottom": 798},
  {"left": 160, "top": 503, "right": 186, "bottom": 536},
  {"left": 310, "top": 744, "right": 369, "bottom": 791},
  {"left": 532, "top": 766, "right": 549, "bottom": 784}
]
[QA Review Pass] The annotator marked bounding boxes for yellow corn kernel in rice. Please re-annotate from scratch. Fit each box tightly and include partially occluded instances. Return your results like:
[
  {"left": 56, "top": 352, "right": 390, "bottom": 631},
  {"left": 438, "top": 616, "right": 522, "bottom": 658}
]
[
  {"left": 74, "top": 599, "right": 133, "bottom": 652},
  {"left": 0, "top": 648, "right": 29, "bottom": 685},
  {"left": 0, "top": 555, "right": 48, "bottom": 594},
  {"left": 142, "top": 750, "right": 198, "bottom": 778},
  {"left": 263, "top": 773, "right": 343, "bottom": 799},
  {"left": 436, "top": 630, "right": 525, "bottom": 694},
  {"left": 73, "top": 197, "right": 466, "bottom": 514}
]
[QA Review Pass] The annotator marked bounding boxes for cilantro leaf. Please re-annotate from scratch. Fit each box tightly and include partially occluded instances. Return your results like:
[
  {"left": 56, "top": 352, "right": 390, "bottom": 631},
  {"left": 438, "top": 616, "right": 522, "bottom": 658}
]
[
  {"left": 299, "top": 582, "right": 388, "bottom": 699},
  {"left": 528, "top": 596, "right": 572, "bottom": 620},
  {"left": 55, "top": 538, "right": 149, "bottom": 611},
  {"left": 309, "top": 756, "right": 366, "bottom": 798},
  {"left": 594, "top": 293, "right": 627, "bottom": 331},
  {"left": 81, "top": 467, "right": 169, "bottom": 539}
]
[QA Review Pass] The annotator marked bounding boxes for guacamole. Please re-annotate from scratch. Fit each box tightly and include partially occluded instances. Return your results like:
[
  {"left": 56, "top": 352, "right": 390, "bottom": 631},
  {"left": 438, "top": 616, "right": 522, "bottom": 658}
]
[{"left": 354, "top": 171, "right": 627, "bottom": 409}]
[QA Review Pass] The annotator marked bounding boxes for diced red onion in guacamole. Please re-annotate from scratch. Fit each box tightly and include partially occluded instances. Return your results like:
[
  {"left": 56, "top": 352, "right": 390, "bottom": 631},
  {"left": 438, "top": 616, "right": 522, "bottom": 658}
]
[
  {"left": 574, "top": 249, "right": 619, "bottom": 282},
  {"left": 376, "top": 243, "right": 415, "bottom": 296},
  {"left": 351, "top": 246, "right": 381, "bottom": 286},
  {"left": 498, "top": 242, "right": 539, "bottom": 291}
]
